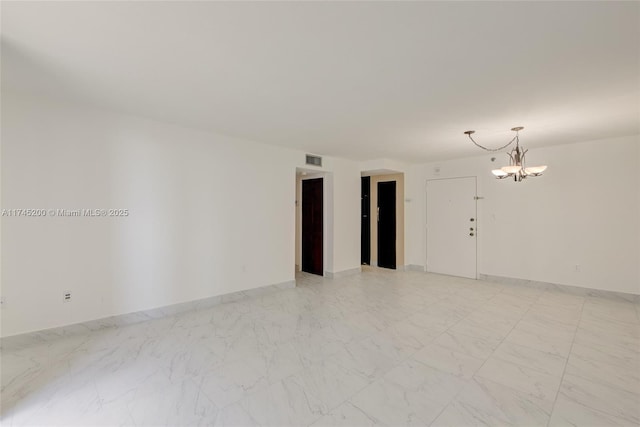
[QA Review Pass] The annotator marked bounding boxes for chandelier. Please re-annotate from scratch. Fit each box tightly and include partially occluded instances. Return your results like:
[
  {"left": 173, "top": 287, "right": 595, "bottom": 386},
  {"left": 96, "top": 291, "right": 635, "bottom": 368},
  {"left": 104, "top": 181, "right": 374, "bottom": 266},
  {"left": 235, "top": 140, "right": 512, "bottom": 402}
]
[{"left": 464, "top": 126, "right": 547, "bottom": 182}]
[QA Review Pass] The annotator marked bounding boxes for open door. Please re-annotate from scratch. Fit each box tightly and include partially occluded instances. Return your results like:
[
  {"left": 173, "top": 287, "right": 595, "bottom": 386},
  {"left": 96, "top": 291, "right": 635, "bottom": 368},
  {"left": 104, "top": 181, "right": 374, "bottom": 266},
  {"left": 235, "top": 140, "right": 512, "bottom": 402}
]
[
  {"left": 377, "top": 181, "right": 396, "bottom": 269},
  {"left": 361, "top": 177, "right": 371, "bottom": 265},
  {"left": 302, "top": 178, "right": 323, "bottom": 275}
]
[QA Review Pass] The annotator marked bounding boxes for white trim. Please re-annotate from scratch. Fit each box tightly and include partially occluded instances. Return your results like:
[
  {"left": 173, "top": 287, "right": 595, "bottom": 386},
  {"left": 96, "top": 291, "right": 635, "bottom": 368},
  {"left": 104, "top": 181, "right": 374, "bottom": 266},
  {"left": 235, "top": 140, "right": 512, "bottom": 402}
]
[
  {"left": 480, "top": 274, "right": 640, "bottom": 303},
  {"left": 0, "top": 280, "right": 296, "bottom": 349},
  {"left": 325, "top": 267, "right": 362, "bottom": 279}
]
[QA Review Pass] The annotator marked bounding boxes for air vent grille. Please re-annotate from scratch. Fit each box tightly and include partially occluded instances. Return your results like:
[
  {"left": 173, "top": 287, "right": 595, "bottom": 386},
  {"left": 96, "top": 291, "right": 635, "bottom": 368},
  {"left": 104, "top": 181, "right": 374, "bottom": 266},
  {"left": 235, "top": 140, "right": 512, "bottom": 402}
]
[{"left": 305, "top": 154, "right": 322, "bottom": 167}]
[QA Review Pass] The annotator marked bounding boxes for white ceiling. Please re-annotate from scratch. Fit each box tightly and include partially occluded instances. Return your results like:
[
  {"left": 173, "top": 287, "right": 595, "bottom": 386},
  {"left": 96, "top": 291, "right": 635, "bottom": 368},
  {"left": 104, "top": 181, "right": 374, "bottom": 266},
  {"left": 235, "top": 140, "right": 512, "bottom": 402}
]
[{"left": 2, "top": 1, "right": 638, "bottom": 162}]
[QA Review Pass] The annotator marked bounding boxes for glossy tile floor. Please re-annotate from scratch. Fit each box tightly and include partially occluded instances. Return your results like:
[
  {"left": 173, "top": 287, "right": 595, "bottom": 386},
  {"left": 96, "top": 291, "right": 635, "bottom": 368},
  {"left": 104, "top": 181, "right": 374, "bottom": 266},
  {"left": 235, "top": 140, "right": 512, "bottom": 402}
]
[{"left": 2, "top": 268, "right": 639, "bottom": 426}]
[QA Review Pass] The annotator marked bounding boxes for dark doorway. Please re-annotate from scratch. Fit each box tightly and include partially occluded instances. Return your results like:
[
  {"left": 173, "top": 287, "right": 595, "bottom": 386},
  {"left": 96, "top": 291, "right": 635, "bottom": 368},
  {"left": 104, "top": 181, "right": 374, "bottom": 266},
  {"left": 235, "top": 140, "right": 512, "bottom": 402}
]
[
  {"left": 361, "top": 177, "right": 371, "bottom": 265},
  {"left": 302, "top": 178, "right": 323, "bottom": 275},
  {"left": 377, "top": 181, "right": 396, "bottom": 269}
]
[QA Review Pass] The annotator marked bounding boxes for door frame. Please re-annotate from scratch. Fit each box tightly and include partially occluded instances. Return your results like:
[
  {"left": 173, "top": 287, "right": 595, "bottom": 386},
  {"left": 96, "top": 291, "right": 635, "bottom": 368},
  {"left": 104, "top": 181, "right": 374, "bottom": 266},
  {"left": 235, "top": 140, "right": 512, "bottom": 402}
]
[
  {"left": 296, "top": 169, "right": 333, "bottom": 277},
  {"left": 425, "top": 176, "right": 478, "bottom": 279},
  {"left": 364, "top": 173, "right": 404, "bottom": 269}
]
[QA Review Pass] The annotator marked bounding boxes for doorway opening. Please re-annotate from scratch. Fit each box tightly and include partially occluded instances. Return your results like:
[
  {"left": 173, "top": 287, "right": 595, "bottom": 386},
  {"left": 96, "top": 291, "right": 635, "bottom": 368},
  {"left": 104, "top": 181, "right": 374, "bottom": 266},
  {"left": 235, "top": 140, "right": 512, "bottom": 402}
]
[
  {"left": 301, "top": 177, "right": 323, "bottom": 275},
  {"left": 360, "top": 171, "right": 404, "bottom": 270},
  {"left": 361, "top": 177, "right": 371, "bottom": 265},
  {"left": 377, "top": 181, "right": 396, "bottom": 269},
  {"left": 295, "top": 168, "right": 333, "bottom": 280}
]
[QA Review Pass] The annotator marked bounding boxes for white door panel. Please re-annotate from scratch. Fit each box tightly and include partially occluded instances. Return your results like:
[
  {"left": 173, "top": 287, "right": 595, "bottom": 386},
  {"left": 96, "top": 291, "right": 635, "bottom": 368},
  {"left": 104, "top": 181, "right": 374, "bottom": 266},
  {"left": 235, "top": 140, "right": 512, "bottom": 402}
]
[{"left": 426, "top": 177, "right": 477, "bottom": 279}]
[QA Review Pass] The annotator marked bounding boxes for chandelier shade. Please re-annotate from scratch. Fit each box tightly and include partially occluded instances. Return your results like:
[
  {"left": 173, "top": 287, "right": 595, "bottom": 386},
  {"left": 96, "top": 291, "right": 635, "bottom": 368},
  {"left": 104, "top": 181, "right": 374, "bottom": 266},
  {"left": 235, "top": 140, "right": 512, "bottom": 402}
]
[
  {"left": 465, "top": 127, "right": 547, "bottom": 182},
  {"left": 525, "top": 165, "right": 547, "bottom": 176},
  {"left": 502, "top": 165, "right": 522, "bottom": 174}
]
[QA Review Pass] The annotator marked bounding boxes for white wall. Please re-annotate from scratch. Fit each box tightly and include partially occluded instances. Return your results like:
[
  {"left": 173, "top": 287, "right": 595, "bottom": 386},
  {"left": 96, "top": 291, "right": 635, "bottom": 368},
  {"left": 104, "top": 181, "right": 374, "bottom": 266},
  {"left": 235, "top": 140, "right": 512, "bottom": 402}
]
[
  {"left": 330, "top": 158, "right": 361, "bottom": 273},
  {"left": 1, "top": 91, "right": 362, "bottom": 337},
  {"left": 406, "top": 134, "right": 640, "bottom": 295}
]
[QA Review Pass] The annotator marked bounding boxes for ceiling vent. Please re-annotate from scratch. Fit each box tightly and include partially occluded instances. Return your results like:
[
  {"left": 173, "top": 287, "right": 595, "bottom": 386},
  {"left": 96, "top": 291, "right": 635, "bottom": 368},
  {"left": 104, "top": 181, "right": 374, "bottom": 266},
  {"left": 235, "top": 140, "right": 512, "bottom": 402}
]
[{"left": 305, "top": 154, "right": 322, "bottom": 167}]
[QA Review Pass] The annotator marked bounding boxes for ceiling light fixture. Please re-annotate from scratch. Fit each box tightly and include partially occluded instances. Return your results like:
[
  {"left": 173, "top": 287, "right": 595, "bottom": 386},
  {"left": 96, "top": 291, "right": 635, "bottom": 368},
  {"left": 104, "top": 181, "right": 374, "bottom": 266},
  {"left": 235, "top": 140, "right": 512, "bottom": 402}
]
[{"left": 464, "top": 127, "right": 547, "bottom": 182}]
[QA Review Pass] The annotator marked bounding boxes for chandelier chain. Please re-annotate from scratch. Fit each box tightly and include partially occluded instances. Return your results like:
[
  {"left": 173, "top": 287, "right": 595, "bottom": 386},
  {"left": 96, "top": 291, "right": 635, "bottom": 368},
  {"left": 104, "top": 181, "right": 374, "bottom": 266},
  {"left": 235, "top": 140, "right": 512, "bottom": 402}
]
[{"left": 467, "top": 133, "right": 519, "bottom": 152}]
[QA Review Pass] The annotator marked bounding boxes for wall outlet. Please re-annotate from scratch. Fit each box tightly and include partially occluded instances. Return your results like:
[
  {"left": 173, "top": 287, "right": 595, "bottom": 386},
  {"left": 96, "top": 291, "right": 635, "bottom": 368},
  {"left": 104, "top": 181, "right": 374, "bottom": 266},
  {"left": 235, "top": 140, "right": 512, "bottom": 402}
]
[{"left": 63, "top": 291, "right": 72, "bottom": 303}]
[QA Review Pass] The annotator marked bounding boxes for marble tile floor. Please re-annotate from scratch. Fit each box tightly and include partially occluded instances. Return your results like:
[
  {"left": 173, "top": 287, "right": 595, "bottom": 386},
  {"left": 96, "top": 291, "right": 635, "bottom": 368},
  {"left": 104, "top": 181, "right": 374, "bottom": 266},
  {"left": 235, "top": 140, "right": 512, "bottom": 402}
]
[{"left": 1, "top": 268, "right": 639, "bottom": 426}]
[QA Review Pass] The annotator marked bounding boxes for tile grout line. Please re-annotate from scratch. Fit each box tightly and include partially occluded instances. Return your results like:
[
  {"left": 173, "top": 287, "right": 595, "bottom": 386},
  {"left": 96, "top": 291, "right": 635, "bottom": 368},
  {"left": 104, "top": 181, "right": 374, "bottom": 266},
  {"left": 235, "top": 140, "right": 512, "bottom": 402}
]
[
  {"left": 420, "top": 288, "right": 530, "bottom": 425},
  {"left": 314, "top": 281, "right": 498, "bottom": 426},
  {"left": 424, "top": 286, "right": 535, "bottom": 425},
  {"left": 430, "top": 286, "right": 557, "bottom": 425},
  {"left": 545, "top": 295, "right": 586, "bottom": 427},
  {"left": 400, "top": 284, "right": 505, "bottom": 425},
  {"left": 300, "top": 286, "right": 454, "bottom": 426}
]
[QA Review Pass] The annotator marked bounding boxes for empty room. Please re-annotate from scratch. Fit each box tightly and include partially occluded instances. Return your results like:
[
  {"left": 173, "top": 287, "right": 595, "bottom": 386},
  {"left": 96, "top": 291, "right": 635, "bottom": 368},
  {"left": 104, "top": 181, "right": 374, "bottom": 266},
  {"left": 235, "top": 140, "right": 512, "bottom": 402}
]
[{"left": 1, "top": 1, "right": 639, "bottom": 426}]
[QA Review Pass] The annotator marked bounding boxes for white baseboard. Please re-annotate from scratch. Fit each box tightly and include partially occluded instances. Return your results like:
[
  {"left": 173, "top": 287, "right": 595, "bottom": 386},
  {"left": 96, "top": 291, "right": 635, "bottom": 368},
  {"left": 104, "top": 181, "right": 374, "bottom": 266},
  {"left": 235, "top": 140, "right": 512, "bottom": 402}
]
[
  {"left": 479, "top": 274, "right": 640, "bottom": 303},
  {"left": 0, "top": 279, "right": 296, "bottom": 349},
  {"left": 325, "top": 267, "right": 362, "bottom": 279}
]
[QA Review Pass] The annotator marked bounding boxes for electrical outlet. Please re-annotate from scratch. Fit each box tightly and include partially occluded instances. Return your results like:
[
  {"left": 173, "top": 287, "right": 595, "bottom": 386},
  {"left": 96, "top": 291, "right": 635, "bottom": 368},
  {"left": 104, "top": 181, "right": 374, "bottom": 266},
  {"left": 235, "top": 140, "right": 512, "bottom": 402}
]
[{"left": 63, "top": 291, "right": 72, "bottom": 303}]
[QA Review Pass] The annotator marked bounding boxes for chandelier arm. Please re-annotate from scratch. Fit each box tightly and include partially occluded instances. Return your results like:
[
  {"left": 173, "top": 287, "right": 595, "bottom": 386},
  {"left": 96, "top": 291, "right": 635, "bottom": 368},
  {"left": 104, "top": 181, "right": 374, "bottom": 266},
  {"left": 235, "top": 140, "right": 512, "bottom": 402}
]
[{"left": 466, "top": 133, "right": 518, "bottom": 152}]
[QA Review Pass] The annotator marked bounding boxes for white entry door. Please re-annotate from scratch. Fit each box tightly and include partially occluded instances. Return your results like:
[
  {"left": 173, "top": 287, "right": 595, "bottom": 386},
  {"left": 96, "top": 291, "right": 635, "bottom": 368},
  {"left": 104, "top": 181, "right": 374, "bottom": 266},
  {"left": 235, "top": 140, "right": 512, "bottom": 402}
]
[{"left": 426, "top": 177, "right": 477, "bottom": 279}]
